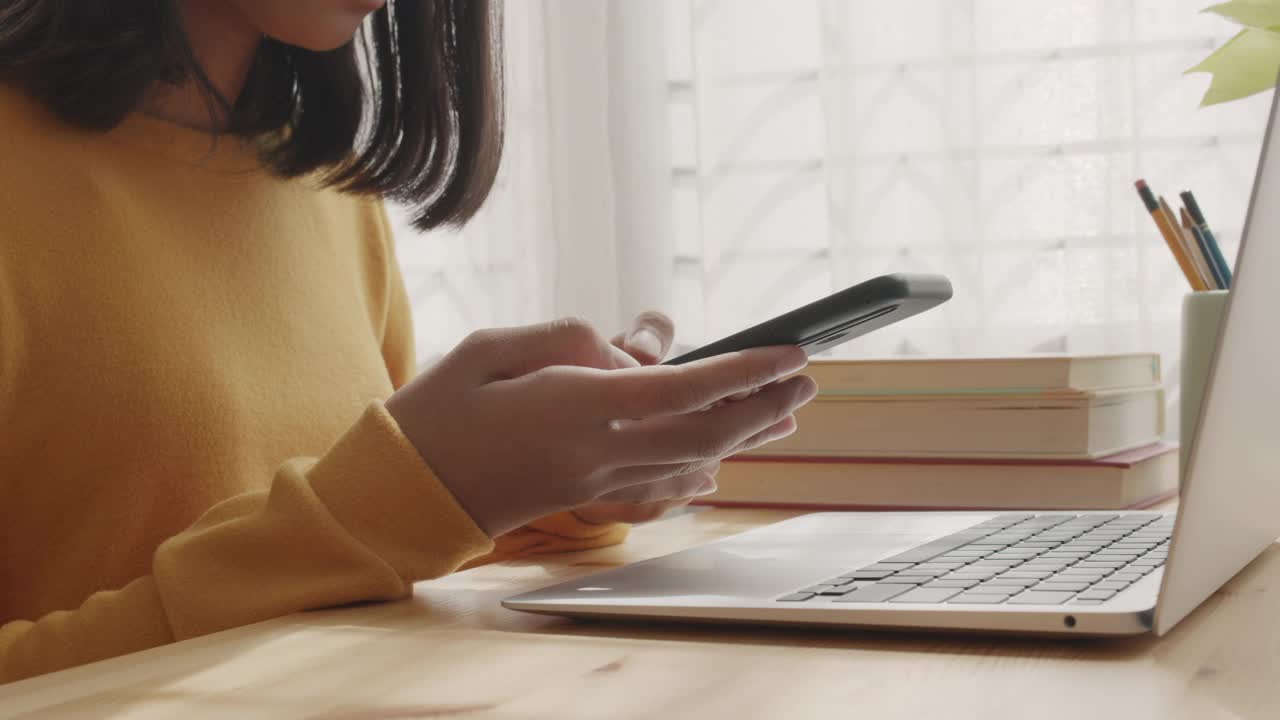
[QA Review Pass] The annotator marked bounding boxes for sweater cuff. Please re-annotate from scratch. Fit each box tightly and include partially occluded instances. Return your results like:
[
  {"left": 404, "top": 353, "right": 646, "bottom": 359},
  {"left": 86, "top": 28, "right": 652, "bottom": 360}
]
[
  {"left": 464, "top": 511, "right": 628, "bottom": 568},
  {"left": 308, "top": 402, "right": 494, "bottom": 581}
]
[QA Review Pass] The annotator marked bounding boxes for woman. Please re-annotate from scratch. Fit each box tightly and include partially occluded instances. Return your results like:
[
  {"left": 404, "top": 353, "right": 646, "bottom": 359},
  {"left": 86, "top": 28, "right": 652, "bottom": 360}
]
[{"left": 0, "top": 0, "right": 816, "bottom": 682}]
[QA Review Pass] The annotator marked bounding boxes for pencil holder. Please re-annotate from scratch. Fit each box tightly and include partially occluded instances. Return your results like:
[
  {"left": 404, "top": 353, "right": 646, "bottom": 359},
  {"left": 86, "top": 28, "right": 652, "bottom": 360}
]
[{"left": 1180, "top": 290, "right": 1230, "bottom": 486}]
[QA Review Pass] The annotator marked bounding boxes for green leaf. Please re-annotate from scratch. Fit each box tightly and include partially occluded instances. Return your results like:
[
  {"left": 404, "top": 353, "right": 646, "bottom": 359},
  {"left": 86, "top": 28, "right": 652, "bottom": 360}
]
[
  {"left": 1203, "top": 0, "right": 1280, "bottom": 29},
  {"left": 1186, "top": 27, "right": 1280, "bottom": 105}
]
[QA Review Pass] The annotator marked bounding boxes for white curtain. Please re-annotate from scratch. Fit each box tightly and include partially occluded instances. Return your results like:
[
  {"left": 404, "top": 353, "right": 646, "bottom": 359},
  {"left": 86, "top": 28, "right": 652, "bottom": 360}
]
[
  {"left": 389, "top": 0, "right": 675, "bottom": 364},
  {"left": 391, "top": 0, "right": 1272, "bottom": 436}
]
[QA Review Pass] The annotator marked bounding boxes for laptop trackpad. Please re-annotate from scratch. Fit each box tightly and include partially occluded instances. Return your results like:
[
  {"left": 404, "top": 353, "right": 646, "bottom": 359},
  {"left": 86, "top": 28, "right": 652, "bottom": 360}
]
[{"left": 510, "top": 512, "right": 992, "bottom": 605}]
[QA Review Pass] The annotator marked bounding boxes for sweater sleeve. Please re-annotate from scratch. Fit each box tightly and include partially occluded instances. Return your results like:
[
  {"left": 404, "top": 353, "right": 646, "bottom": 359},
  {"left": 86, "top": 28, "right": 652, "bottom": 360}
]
[
  {"left": 0, "top": 403, "right": 494, "bottom": 684},
  {"left": 370, "top": 203, "right": 629, "bottom": 564}
]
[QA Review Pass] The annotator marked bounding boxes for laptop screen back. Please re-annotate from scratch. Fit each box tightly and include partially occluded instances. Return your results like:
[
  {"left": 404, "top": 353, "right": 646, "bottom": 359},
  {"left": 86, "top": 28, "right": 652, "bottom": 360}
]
[{"left": 1155, "top": 82, "right": 1280, "bottom": 635}]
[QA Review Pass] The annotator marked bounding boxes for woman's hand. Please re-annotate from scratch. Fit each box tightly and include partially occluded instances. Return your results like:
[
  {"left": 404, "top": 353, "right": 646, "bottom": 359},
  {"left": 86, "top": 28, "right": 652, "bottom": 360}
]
[
  {"left": 570, "top": 460, "right": 718, "bottom": 525},
  {"left": 575, "top": 311, "right": 722, "bottom": 525},
  {"left": 386, "top": 318, "right": 815, "bottom": 538}
]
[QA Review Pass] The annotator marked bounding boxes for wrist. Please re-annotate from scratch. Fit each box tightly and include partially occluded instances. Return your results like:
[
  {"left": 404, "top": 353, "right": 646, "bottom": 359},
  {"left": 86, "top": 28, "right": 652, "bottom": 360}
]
[{"left": 385, "top": 390, "right": 505, "bottom": 538}]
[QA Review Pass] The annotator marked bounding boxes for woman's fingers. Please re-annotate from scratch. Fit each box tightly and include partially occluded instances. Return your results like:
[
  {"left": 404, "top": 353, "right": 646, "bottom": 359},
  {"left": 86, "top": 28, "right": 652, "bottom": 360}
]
[
  {"left": 593, "top": 345, "right": 808, "bottom": 419},
  {"left": 604, "top": 374, "right": 817, "bottom": 470},
  {"left": 574, "top": 496, "right": 694, "bottom": 525},
  {"left": 702, "top": 384, "right": 766, "bottom": 411},
  {"left": 594, "top": 456, "right": 722, "bottom": 495},
  {"left": 722, "top": 414, "right": 798, "bottom": 457},
  {"left": 453, "top": 317, "right": 637, "bottom": 381},
  {"left": 611, "top": 310, "right": 675, "bottom": 365},
  {"left": 591, "top": 463, "right": 719, "bottom": 505}
]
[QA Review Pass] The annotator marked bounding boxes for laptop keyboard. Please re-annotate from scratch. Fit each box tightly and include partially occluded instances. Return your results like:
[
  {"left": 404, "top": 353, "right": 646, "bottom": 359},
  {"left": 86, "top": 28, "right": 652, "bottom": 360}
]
[{"left": 777, "top": 512, "right": 1173, "bottom": 606}]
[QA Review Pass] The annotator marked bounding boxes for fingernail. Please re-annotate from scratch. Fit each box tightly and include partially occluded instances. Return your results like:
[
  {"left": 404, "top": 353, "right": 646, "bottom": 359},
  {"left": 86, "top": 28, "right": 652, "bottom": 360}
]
[
  {"left": 627, "top": 328, "right": 663, "bottom": 360},
  {"left": 772, "top": 417, "right": 799, "bottom": 441},
  {"left": 792, "top": 375, "right": 819, "bottom": 404},
  {"left": 774, "top": 347, "right": 808, "bottom": 377}
]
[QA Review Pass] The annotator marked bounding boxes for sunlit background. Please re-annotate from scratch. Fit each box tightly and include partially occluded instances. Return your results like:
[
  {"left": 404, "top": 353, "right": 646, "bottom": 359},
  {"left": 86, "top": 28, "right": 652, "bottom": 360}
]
[{"left": 389, "top": 0, "right": 1273, "bottom": 439}]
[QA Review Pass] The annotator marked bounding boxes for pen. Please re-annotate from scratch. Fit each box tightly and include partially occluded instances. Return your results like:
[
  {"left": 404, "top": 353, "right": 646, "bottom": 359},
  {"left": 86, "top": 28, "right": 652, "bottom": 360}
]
[
  {"left": 1180, "top": 190, "right": 1232, "bottom": 288},
  {"left": 1182, "top": 207, "right": 1226, "bottom": 289},
  {"left": 1160, "top": 196, "right": 1214, "bottom": 290},
  {"left": 1136, "top": 180, "right": 1207, "bottom": 291}
]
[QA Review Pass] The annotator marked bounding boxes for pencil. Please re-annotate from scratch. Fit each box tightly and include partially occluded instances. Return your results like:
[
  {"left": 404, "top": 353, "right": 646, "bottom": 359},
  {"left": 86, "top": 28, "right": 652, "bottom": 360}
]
[
  {"left": 1182, "top": 206, "right": 1226, "bottom": 289},
  {"left": 1135, "top": 180, "right": 1208, "bottom": 291},
  {"left": 1179, "top": 190, "right": 1232, "bottom": 288},
  {"left": 1162, "top": 196, "right": 1214, "bottom": 290}
]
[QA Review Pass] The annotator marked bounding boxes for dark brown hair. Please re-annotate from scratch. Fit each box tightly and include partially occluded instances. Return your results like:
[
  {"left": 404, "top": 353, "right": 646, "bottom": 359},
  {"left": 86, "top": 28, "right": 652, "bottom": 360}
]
[{"left": 0, "top": 0, "right": 503, "bottom": 230}]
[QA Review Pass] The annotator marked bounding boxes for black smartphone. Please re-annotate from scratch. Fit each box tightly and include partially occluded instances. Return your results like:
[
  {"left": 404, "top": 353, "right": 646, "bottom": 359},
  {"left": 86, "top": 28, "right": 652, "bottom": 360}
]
[{"left": 663, "top": 273, "right": 952, "bottom": 365}]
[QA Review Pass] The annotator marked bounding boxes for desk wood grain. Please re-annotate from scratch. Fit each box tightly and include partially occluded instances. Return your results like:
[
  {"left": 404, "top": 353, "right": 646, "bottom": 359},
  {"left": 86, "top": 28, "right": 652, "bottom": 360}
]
[{"left": 3, "top": 507, "right": 1277, "bottom": 720}]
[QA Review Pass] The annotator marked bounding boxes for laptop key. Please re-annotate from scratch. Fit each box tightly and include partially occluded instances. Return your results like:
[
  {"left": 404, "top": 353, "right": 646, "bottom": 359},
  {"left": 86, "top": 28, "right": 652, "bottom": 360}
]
[
  {"left": 948, "top": 592, "right": 1013, "bottom": 604},
  {"left": 925, "top": 578, "right": 981, "bottom": 589},
  {"left": 1033, "top": 581, "right": 1091, "bottom": 592},
  {"left": 1094, "top": 581, "right": 1130, "bottom": 591},
  {"left": 891, "top": 568, "right": 948, "bottom": 577},
  {"left": 1020, "top": 562, "right": 1070, "bottom": 572},
  {"left": 859, "top": 563, "right": 917, "bottom": 572},
  {"left": 998, "top": 571, "right": 1054, "bottom": 580},
  {"left": 833, "top": 584, "right": 916, "bottom": 603},
  {"left": 777, "top": 592, "right": 815, "bottom": 602},
  {"left": 969, "top": 558, "right": 1024, "bottom": 567},
  {"left": 801, "top": 584, "right": 843, "bottom": 594},
  {"left": 1056, "top": 572, "right": 1106, "bottom": 583},
  {"left": 890, "top": 587, "right": 964, "bottom": 603},
  {"left": 979, "top": 537, "right": 1028, "bottom": 547},
  {"left": 1110, "top": 572, "right": 1146, "bottom": 582},
  {"left": 882, "top": 576, "right": 931, "bottom": 585},
  {"left": 980, "top": 577, "right": 1039, "bottom": 588},
  {"left": 841, "top": 569, "right": 897, "bottom": 580},
  {"left": 879, "top": 531, "right": 992, "bottom": 564},
  {"left": 948, "top": 570, "right": 999, "bottom": 580},
  {"left": 1008, "top": 591, "right": 1076, "bottom": 605},
  {"left": 927, "top": 555, "right": 979, "bottom": 564},
  {"left": 1077, "top": 589, "right": 1117, "bottom": 600}
]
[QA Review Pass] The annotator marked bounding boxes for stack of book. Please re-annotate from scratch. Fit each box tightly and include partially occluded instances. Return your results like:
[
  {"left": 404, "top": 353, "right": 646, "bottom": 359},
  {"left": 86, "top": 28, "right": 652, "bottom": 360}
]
[{"left": 699, "top": 354, "right": 1177, "bottom": 510}]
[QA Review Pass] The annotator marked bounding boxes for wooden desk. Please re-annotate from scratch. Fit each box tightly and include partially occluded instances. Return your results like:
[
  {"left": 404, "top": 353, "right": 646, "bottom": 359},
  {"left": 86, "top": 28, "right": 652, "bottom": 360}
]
[{"left": 3, "top": 507, "right": 1278, "bottom": 719}]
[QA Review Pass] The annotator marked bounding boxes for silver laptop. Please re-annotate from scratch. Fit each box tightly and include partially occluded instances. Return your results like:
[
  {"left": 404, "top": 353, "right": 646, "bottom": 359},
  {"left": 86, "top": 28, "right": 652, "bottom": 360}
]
[{"left": 504, "top": 83, "right": 1280, "bottom": 637}]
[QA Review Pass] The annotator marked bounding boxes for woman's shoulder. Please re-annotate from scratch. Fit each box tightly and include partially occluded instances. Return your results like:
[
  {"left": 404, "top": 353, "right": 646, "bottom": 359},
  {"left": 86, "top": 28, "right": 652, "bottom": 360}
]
[
  {"left": 0, "top": 82, "right": 91, "bottom": 188},
  {"left": 0, "top": 81, "right": 72, "bottom": 143}
]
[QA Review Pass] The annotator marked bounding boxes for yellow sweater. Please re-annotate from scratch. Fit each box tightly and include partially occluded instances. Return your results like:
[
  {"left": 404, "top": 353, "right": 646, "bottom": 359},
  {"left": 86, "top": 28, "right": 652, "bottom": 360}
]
[{"left": 0, "top": 84, "right": 626, "bottom": 683}]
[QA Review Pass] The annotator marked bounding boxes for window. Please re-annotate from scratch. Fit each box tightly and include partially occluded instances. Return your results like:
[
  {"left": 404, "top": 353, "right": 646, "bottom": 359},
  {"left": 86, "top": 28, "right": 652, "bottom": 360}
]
[{"left": 392, "top": 1, "right": 1270, "bottom": 435}]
